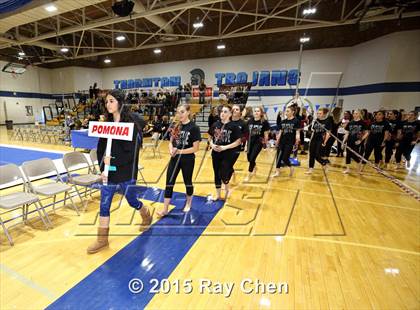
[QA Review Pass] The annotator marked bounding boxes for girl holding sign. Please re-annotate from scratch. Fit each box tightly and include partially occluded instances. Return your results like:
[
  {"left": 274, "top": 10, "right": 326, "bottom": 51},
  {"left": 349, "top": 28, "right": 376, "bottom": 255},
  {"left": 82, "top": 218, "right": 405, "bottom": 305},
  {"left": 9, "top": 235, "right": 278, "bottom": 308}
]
[
  {"left": 157, "top": 103, "right": 201, "bottom": 217},
  {"left": 87, "top": 89, "right": 152, "bottom": 254},
  {"left": 208, "top": 105, "right": 242, "bottom": 200}
]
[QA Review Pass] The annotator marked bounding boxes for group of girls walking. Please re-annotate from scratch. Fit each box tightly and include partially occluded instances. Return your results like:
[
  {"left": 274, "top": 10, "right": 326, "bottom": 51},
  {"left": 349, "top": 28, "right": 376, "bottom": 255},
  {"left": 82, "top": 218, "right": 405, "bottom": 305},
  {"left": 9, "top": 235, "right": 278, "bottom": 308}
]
[
  {"left": 88, "top": 89, "right": 419, "bottom": 255},
  {"left": 160, "top": 103, "right": 271, "bottom": 210},
  {"left": 308, "top": 108, "right": 419, "bottom": 174}
]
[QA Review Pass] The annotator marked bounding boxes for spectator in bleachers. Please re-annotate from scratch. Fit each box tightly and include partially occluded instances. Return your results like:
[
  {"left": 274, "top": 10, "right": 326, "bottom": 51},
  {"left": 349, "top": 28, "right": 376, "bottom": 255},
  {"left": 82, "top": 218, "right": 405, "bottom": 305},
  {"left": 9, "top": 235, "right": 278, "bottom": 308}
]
[{"left": 199, "top": 80, "right": 206, "bottom": 104}]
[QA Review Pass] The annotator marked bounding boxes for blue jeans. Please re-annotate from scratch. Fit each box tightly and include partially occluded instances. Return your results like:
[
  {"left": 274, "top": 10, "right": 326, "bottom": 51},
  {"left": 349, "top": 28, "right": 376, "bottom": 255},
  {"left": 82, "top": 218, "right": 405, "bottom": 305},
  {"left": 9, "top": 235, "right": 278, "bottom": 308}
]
[{"left": 99, "top": 179, "right": 143, "bottom": 217}]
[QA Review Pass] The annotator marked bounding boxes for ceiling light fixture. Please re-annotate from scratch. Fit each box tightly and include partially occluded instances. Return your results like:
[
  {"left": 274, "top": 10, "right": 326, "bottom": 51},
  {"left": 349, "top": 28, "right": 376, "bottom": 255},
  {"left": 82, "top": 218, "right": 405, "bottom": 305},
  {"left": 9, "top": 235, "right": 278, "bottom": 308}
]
[
  {"left": 60, "top": 47, "right": 69, "bottom": 53},
  {"left": 193, "top": 21, "right": 204, "bottom": 29},
  {"left": 299, "top": 36, "right": 310, "bottom": 43},
  {"left": 18, "top": 51, "right": 25, "bottom": 56},
  {"left": 302, "top": 7, "right": 316, "bottom": 15},
  {"left": 45, "top": 4, "right": 58, "bottom": 12},
  {"left": 104, "top": 58, "right": 111, "bottom": 63},
  {"left": 153, "top": 48, "right": 162, "bottom": 54},
  {"left": 217, "top": 43, "right": 226, "bottom": 50},
  {"left": 116, "top": 35, "right": 126, "bottom": 41}
]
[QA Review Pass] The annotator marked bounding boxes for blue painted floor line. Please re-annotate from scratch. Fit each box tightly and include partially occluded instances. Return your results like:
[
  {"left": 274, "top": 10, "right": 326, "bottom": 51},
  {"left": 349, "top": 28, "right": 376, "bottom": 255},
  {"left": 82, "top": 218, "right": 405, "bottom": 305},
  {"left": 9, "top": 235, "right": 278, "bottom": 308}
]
[
  {"left": 47, "top": 186, "right": 224, "bottom": 310},
  {"left": 0, "top": 146, "right": 63, "bottom": 166}
]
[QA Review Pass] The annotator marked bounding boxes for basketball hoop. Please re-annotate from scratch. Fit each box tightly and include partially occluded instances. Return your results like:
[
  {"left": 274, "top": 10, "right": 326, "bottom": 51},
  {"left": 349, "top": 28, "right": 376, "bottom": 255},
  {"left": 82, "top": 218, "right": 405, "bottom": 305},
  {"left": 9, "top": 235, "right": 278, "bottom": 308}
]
[{"left": 2, "top": 62, "right": 26, "bottom": 78}]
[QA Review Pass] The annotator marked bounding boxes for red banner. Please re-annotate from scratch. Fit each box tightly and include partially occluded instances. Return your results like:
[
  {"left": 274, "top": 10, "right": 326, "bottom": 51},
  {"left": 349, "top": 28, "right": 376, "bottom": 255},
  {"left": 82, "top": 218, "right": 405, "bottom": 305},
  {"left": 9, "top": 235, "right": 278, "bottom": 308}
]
[{"left": 192, "top": 87, "right": 213, "bottom": 98}]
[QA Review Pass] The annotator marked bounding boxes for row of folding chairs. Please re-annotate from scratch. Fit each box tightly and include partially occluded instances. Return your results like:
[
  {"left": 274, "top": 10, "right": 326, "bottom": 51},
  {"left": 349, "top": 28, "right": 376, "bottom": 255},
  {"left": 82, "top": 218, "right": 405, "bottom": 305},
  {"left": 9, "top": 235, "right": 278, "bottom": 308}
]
[
  {"left": 10, "top": 125, "right": 67, "bottom": 144},
  {"left": 0, "top": 150, "right": 101, "bottom": 246}
]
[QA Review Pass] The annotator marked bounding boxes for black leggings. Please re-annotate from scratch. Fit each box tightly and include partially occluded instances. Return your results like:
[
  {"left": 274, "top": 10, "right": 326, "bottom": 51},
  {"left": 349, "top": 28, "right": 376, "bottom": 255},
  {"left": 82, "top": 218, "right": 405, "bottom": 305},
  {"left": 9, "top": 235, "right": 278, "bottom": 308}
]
[
  {"left": 323, "top": 136, "right": 336, "bottom": 157},
  {"left": 309, "top": 139, "right": 327, "bottom": 168},
  {"left": 363, "top": 141, "right": 383, "bottom": 164},
  {"left": 212, "top": 151, "right": 237, "bottom": 188},
  {"left": 336, "top": 133, "right": 345, "bottom": 156},
  {"left": 395, "top": 140, "right": 415, "bottom": 163},
  {"left": 247, "top": 142, "right": 263, "bottom": 172},
  {"left": 164, "top": 154, "right": 195, "bottom": 198},
  {"left": 276, "top": 143, "right": 294, "bottom": 168},
  {"left": 345, "top": 140, "right": 362, "bottom": 164},
  {"left": 385, "top": 139, "right": 395, "bottom": 163}
]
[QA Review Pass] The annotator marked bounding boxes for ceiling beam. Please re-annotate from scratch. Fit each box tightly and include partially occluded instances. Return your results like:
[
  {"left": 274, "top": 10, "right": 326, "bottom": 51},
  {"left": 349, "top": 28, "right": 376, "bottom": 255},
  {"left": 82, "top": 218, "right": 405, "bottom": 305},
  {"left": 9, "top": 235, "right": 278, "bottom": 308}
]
[
  {"left": 75, "top": 30, "right": 85, "bottom": 56},
  {"left": 33, "top": 10, "right": 420, "bottom": 65},
  {"left": 92, "top": 28, "right": 216, "bottom": 39},
  {"left": 0, "top": 0, "right": 226, "bottom": 49},
  {"left": 200, "top": 2, "right": 342, "bottom": 27},
  {"left": 191, "top": 4, "right": 215, "bottom": 37},
  {"left": 221, "top": 0, "right": 249, "bottom": 34},
  {"left": 344, "top": 0, "right": 365, "bottom": 21},
  {"left": 137, "top": 9, "right": 187, "bottom": 48},
  {"left": 256, "top": 0, "right": 285, "bottom": 30}
]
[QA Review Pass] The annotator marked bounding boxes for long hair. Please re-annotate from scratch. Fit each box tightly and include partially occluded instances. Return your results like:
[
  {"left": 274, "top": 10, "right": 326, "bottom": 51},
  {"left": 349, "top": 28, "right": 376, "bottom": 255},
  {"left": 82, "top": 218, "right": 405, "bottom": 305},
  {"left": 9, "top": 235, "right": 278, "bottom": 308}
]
[
  {"left": 331, "top": 106, "right": 342, "bottom": 124},
  {"left": 232, "top": 104, "right": 243, "bottom": 119},
  {"left": 169, "top": 103, "right": 191, "bottom": 140},
  {"left": 213, "top": 104, "right": 233, "bottom": 143},
  {"left": 104, "top": 89, "right": 132, "bottom": 123},
  {"left": 353, "top": 109, "right": 363, "bottom": 120},
  {"left": 254, "top": 106, "right": 267, "bottom": 121}
]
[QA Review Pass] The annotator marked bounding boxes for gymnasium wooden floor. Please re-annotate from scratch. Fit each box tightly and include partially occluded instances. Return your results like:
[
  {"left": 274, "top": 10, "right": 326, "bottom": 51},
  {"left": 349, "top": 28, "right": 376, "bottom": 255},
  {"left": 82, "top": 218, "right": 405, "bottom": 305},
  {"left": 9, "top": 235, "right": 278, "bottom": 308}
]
[{"left": 0, "top": 127, "right": 419, "bottom": 309}]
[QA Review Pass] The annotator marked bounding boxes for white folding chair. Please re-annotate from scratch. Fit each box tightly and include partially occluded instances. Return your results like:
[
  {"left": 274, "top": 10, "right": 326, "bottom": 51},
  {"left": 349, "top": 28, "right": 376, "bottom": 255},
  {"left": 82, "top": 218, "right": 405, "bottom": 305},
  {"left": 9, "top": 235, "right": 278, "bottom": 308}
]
[
  {"left": 63, "top": 152, "right": 102, "bottom": 207},
  {"left": 22, "top": 158, "right": 80, "bottom": 216},
  {"left": 0, "top": 164, "right": 51, "bottom": 246},
  {"left": 142, "top": 132, "right": 161, "bottom": 158}
]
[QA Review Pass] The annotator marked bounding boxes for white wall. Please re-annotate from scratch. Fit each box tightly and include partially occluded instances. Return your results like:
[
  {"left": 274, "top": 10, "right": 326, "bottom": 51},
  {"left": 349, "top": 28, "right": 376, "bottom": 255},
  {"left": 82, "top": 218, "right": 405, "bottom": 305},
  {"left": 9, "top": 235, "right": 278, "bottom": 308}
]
[
  {"left": 100, "top": 30, "right": 420, "bottom": 121},
  {"left": 101, "top": 47, "right": 350, "bottom": 89},
  {"left": 341, "top": 30, "right": 420, "bottom": 111},
  {"left": 1, "top": 30, "right": 419, "bottom": 124},
  {"left": 50, "top": 66, "right": 102, "bottom": 93},
  {"left": 0, "top": 61, "right": 53, "bottom": 124},
  {"left": 0, "top": 63, "right": 102, "bottom": 124}
]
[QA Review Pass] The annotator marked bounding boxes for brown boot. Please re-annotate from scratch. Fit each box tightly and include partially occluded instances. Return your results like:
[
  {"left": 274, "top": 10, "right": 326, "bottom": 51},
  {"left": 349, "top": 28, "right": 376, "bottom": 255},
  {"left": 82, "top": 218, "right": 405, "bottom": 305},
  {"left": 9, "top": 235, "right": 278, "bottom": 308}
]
[
  {"left": 139, "top": 207, "right": 152, "bottom": 231},
  {"left": 87, "top": 227, "right": 109, "bottom": 254}
]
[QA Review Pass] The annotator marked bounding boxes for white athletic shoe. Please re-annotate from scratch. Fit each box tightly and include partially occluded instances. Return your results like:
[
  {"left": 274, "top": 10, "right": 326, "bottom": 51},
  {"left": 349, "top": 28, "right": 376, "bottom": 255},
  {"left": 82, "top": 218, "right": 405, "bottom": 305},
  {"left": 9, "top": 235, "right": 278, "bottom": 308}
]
[
  {"left": 343, "top": 168, "right": 350, "bottom": 174},
  {"left": 305, "top": 168, "right": 313, "bottom": 175},
  {"left": 271, "top": 171, "right": 280, "bottom": 178}
]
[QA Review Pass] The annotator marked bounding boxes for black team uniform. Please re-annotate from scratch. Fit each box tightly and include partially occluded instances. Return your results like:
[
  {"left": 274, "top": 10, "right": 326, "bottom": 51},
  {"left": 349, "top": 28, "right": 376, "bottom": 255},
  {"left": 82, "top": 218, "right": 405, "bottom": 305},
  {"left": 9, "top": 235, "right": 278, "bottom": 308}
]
[
  {"left": 385, "top": 118, "right": 401, "bottom": 164},
  {"left": 345, "top": 120, "right": 367, "bottom": 165},
  {"left": 363, "top": 120, "right": 390, "bottom": 164},
  {"left": 309, "top": 118, "right": 332, "bottom": 168},
  {"left": 164, "top": 122, "right": 201, "bottom": 199},
  {"left": 276, "top": 117, "right": 300, "bottom": 168},
  {"left": 209, "top": 121, "right": 241, "bottom": 189},
  {"left": 395, "top": 120, "right": 419, "bottom": 165},
  {"left": 247, "top": 117, "right": 270, "bottom": 172}
]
